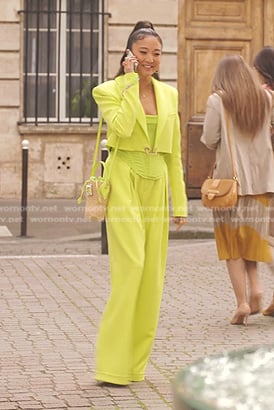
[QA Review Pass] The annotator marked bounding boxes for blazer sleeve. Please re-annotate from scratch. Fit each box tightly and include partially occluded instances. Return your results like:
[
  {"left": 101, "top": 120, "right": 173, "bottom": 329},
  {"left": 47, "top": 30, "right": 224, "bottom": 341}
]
[
  {"left": 200, "top": 94, "right": 221, "bottom": 150},
  {"left": 92, "top": 73, "right": 140, "bottom": 139},
  {"left": 164, "top": 95, "right": 188, "bottom": 217}
]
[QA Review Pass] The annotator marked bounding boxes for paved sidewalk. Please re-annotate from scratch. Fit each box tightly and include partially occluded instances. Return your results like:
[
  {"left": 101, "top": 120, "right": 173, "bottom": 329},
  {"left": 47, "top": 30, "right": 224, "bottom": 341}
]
[
  {"left": 1, "top": 239, "right": 274, "bottom": 409},
  {"left": 0, "top": 199, "right": 274, "bottom": 409}
]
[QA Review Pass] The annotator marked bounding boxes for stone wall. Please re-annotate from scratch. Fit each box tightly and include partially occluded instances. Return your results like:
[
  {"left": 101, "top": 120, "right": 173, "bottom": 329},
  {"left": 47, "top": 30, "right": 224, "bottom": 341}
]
[
  {"left": 0, "top": 0, "right": 21, "bottom": 198},
  {"left": 107, "top": 0, "right": 179, "bottom": 86}
]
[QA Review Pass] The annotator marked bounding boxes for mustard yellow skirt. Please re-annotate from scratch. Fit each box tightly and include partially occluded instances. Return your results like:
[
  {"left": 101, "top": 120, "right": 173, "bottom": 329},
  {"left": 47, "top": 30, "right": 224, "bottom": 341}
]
[{"left": 213, "top": 194, "right": 272, "bottom": 262}]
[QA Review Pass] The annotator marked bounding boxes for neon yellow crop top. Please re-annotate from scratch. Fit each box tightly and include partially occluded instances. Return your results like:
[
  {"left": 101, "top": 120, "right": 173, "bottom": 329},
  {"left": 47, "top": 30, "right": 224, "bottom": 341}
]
[{"left": 116, "top": 115, "right": 166, "bottom": 180}]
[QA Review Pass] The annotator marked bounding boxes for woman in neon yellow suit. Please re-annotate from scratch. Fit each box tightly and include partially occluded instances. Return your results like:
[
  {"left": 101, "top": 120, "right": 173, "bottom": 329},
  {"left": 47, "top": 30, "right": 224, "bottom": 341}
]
[{"left": 92, "top": 24, "right": 188, "bottom": 386}]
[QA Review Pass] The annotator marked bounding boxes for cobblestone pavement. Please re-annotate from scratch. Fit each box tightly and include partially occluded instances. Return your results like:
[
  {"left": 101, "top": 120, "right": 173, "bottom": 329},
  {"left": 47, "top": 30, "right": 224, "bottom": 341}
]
[{"left": 1, "top": 239, "right": 274, "bottom": 409}]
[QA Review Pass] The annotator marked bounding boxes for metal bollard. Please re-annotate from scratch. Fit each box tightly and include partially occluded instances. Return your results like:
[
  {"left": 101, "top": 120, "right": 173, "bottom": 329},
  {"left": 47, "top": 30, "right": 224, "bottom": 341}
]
[
  {"left": 20, "top": 139, "right": 29, "bottom": 237},
  {"left": 101, "top": 139, "right": 108, "bottom": 254}
]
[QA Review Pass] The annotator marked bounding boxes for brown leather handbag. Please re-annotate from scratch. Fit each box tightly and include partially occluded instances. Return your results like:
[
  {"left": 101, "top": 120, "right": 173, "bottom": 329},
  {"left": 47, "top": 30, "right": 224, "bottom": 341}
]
[{"left": 201, "top": 111, "right": 238, "bottom": 210}]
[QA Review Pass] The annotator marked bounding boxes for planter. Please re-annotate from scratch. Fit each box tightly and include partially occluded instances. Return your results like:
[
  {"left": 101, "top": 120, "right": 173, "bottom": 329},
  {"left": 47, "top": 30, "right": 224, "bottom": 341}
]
[{"left": 173, "top": 344, "right": 274, "bottom": 410}]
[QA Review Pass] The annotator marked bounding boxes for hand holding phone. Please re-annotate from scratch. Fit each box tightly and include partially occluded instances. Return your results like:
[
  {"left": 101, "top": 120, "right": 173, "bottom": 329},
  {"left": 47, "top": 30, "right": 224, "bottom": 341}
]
[{"left": 126, "top": 49, "right": 138, "bottom": 72}]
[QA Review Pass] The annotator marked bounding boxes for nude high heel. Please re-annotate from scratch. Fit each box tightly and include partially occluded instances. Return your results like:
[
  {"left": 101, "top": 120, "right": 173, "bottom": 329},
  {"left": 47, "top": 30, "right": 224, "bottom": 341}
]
[
  {"left": 230, "top": 303, "right": 251, "bottom": 325},
  {"left": 263, "top": 293, "right": 274, "bottom": 316}
]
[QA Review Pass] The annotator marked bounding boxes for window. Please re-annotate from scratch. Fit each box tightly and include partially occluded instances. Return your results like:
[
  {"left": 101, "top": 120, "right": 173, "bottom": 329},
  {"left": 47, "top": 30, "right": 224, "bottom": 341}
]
[{"left": 22, "top": 0, "right": 106, "bottom": 124}]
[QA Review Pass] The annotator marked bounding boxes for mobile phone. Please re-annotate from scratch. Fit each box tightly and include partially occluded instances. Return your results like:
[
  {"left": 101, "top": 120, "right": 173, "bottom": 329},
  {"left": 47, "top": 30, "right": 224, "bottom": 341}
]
[{"left": 127, "top": 49, "right": 138, "bottom": 72}]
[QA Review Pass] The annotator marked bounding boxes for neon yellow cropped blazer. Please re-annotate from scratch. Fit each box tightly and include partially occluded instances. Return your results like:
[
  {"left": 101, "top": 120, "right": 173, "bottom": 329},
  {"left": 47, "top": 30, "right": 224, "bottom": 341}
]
[{"left": 92, "top": 73, "right": 188, "bottom": 217}]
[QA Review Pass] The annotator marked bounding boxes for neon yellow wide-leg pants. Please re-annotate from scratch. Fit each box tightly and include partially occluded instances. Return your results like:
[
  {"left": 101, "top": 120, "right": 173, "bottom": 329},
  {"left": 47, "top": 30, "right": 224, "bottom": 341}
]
[{"left": 95, "top": 155, "right": 169, "bottom": 385}]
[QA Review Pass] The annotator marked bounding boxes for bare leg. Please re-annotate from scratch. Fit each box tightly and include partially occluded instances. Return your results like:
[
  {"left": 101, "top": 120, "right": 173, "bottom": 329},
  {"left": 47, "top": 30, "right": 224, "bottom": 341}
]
[
  {"left": 263, "top": 256, "right": 274, "bottom": 315},
  {"left": 226, "top": 258, "right": 248, "bottom": 306},
  {"left": 264, "top": 198, "right": 274, "bottom": 315},
  {"left": 245, "top": 260, "right": 262, "bottom": 314},
  {"left": 263, "top": 292, "right": 274, "bottom": 316},
  {"left": 226, "top": 258, "right": 250, "bottom": 325},
  {"left": 245, "top": 260, "right": 261, "bottom": 294}
]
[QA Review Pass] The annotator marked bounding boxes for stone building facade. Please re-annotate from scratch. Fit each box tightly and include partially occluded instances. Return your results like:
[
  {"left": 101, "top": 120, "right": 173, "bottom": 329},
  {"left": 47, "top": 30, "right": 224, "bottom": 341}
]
[
  {"left": 1, "top": 0, "right": 272, "bottom": 200},
  {"left": 0, "top": 0, "right": 180, "bottom": 199}
]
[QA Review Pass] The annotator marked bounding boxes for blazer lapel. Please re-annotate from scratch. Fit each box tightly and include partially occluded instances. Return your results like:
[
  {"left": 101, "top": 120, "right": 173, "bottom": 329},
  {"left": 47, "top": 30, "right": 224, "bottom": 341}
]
[
  {"left": 136, "top": 102, "right": 149, "bottom": 140},
  {"left": 153, "top": 79, "right": 167, "bottom": 149},
  {"left": 116, "top": 74, "right": 149, "bottom": 141}
]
